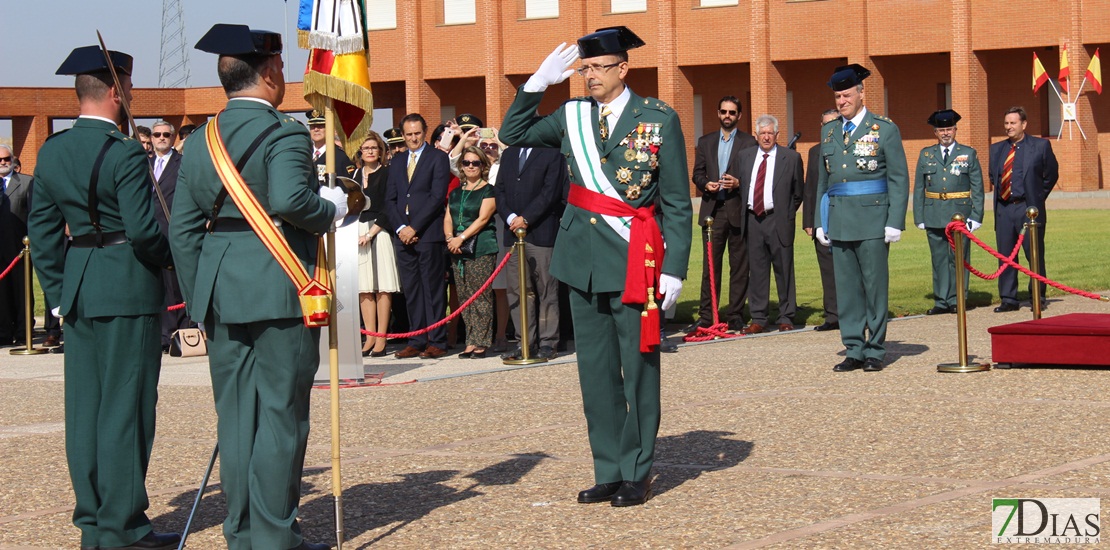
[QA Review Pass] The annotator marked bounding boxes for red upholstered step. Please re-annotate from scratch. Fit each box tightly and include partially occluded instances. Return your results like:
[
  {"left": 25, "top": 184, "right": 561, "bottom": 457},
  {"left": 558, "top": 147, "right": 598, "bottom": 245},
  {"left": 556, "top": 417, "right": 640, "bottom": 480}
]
[{"left": 988, "top": 313, "right": 1110, "bottom": 366}]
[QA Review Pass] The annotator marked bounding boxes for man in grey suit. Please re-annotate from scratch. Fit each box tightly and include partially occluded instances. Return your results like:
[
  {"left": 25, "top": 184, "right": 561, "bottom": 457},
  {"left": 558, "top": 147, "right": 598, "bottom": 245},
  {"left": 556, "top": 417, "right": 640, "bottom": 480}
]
[
  {"left": 738, "top": 115, "right": 804, "bottom": 334},
  {"left": 691, "top": 96, "right": 757, "bottom": 331},
  {"left": 0, "top": 144, "right": 32, "bottom": 345}
]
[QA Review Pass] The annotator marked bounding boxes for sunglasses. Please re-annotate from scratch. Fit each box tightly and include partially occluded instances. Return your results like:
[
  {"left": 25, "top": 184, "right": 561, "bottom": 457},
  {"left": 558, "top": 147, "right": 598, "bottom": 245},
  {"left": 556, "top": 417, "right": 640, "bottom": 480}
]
[
  {"left": 479, "top": 143, "right": 498, "bottom": 150},
  {"left": 0, "top": 156, "right": 11, "bottom": 163},
  {"left": 152, "top": 132, "right": 174, "bottom": 138},
  {"left": 718, "top": 109, "right": 738, "bottom": 116},
  {"left": 459, "top": 160, "right": 483, "bottom": 168}
]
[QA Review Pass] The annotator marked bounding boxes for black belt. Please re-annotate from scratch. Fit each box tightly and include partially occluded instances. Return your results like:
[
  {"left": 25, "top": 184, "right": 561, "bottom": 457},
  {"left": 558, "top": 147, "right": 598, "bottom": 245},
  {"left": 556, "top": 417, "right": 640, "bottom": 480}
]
[
  {"left": 209, "top": 217, "right": 283, "bottom": 233},
  {"left": 749, "top": 208, "right": 774, "bottom": 217},
  {"left": 71, "top": 231, "right": 127, "bottom": 248},
  {"left": 1000, "top": 196, "right": 1026, "bottom": 205}
]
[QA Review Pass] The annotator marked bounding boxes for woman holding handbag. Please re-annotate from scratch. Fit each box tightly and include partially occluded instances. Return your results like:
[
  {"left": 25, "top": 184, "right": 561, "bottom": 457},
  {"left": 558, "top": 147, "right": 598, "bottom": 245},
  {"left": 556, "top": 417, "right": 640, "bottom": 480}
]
[
  {"left": 354, "top": 131, "right": 400, "bottom": 357},
  {"left": 444, "top": 147, "right": 497, "bottom": 358}
]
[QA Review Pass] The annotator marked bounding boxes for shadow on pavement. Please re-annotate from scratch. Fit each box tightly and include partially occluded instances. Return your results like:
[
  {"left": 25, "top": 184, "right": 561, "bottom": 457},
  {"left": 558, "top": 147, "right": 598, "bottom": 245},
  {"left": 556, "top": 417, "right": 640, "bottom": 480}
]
[{"left": 653, "top": 430, "right": 753, "bottom": 497}]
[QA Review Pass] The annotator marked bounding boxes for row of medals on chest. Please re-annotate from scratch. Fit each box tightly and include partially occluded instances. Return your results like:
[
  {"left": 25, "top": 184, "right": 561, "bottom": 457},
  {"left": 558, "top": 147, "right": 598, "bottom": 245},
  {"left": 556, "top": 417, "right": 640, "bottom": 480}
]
[{"left": 614, "top": 122, "right": 662, "bottom": 200}]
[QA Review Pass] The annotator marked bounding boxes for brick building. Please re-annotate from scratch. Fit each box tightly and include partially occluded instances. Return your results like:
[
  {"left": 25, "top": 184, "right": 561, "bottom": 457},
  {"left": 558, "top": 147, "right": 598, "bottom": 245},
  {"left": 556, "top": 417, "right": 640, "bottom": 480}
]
[{"left": 3, "top": 0, "right": 1108, "bottom": 191}]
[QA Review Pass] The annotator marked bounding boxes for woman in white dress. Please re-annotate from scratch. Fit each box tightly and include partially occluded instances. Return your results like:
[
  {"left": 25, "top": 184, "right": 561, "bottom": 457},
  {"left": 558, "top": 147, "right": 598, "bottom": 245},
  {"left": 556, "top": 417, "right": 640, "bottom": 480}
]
[{"left": 354, "top": 132, "right": 401, "bottom": 356}]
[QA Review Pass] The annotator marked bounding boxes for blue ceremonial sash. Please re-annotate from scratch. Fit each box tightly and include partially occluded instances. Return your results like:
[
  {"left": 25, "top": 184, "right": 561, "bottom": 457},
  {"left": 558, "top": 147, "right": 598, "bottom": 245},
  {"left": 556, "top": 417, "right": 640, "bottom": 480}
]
[{"left": 820, "top": 178, "right": 888, "bottom": 234}]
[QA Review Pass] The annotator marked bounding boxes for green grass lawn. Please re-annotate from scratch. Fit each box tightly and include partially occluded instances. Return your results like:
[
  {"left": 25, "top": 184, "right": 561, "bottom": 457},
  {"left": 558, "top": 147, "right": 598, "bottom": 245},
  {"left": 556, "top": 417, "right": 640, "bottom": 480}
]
[{"left": 25, "top": 210, "right": 1110, "bottom": 324}]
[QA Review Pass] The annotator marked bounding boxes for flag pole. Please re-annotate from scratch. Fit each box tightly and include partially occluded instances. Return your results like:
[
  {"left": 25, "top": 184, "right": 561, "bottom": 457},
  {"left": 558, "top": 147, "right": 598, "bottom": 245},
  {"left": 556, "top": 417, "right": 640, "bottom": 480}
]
[{"left": 324, "top": 100, "right": 345, "bottom": 550}]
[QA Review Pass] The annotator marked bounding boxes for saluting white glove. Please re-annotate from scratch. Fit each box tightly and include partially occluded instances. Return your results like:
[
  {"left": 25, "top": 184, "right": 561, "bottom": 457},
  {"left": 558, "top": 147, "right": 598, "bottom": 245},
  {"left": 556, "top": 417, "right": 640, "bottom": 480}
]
[
  {"left": 319, "top": 185, "right": 348, "bottom": 223},
  {"left": 658, "top": 273, "right": 683, "bottom": 312},
  {"left": 966, "top": 220, "right": 981, "bottom": 233},
  {"left": 523, "top": 43, "right": 579, "bottom": 93},
  {"left": 916, "top": 223, "right": 925, "bottom": 230},
  {"left": 884, "top": 227, "right": 901, "bottom": 243},
  {"left": 815, "top": 227, "right": 831, "bottom": 246}
]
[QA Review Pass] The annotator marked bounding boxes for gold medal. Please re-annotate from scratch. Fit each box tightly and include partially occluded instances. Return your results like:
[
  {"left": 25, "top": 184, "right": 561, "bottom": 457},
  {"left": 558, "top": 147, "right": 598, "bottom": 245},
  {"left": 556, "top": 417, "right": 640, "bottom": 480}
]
[
  {"left": 640, "top": 172, "right": 653, "bottom": 187},
  {"left": 625, "top": 184, "right": 641, "bottom": 200},
  {"left": 649, "top": 154, "right": 658, "bottom": 170},
  {"left": 616, "top": 166, "right": 633, "bottom": 184},
  {"left": 624, "top": 148, "right": 636, "bottom": 162}
]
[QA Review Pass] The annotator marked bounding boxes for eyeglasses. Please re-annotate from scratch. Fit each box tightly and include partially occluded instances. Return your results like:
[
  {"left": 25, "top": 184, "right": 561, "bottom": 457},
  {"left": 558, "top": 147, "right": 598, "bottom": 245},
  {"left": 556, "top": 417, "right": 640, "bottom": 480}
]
[
  {"left": 360, "top": 146, "right": 380, "bottom": 152},
  {"left": 459, "top": 160, "right": 483, "bottom": 168},
  {"left": 152, "top": 132, "right": 173, "bottom": 138},
  {"left": 576, "top": 62, "right": 621, "bottom": 76},
  {"left": 718, "top": 109, "right": 738, "bottom": 116},
  {"left": 0, "top": 157, "right": 11, "bottom": 163}
]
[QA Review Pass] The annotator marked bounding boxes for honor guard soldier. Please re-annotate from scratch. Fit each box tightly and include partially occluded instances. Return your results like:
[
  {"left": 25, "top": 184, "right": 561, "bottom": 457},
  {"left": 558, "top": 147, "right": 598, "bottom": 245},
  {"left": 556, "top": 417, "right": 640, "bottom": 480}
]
[
  {"left": 814, "top": 64, "right": 909, "bottom": 373},
  {"left": 28, "top": 46, "right": 180, "bottom": 549},
  {"left": 170, "top": 24, "right": 349, "bottom": 550},
  {"left": 307, "top": 108, "right": 355, "bottom": 179},
  {"left": 912, "top": 109, "right": 984, "bottom": 315},
  {"left": 383, "top": 127, "right": 406, "bottom": 162},
  {"left": 500, "top": 26, "right": 692, "bottom": 507}
]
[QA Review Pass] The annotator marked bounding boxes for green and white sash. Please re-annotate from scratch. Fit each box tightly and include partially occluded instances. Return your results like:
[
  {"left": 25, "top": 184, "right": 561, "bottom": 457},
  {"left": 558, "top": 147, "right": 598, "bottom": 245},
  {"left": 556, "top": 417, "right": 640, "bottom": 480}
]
[{"left": 566, "top": 101, "right": 632, "bottom": 241}]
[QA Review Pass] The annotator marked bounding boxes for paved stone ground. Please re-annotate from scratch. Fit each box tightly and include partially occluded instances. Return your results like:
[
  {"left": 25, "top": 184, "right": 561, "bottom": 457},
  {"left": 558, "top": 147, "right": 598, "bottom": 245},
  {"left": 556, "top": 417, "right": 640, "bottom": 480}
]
[{"left": 2, "top": 291, "right": 1110, "bottom": 549}]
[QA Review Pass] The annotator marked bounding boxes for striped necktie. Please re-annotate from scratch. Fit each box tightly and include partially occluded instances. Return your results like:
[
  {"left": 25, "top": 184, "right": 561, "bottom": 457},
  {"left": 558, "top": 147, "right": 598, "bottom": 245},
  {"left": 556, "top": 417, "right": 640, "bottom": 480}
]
[
  {"left": 843, "top": 121, "right": 856, "bottom": 145},
  {"left": 999, "top": 143, "right": 1015, "bottom": 200},
  {"left": 752, "top": 153, "right": 769, "bottom": 216}
]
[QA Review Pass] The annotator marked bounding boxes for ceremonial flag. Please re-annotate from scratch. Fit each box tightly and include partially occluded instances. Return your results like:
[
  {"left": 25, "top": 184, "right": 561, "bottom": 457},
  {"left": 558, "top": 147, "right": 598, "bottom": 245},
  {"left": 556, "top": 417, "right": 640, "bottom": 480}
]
[
  {"left": 300, "top": 0, "right": 373, "bottom": 156},
  {"left": 1032, "top": 52, "right": 1049, "bottom": 94},
  {"left": 1086, "top": 48, "right": 1102, "bottom": 95},
  {"left": 1059, "top": 44, "right": 1070, "bottom": 95}
]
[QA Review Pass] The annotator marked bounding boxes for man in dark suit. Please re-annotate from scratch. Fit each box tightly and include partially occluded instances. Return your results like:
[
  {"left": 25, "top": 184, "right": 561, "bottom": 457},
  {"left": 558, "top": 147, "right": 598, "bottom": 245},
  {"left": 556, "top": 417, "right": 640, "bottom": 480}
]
[
  {"left": 988, "top": 106, "right": 1058, "bottom": 312},
  {"left": 386, "top": 112, "right": 451, "bottom": 359},
  {"left": 802, "top": 109, "right": 841, "bottom": 331},
  {"left": 496, "top": 146, "right": 567, "bottom": 360},
  {"left": 738, "top": 114, "right": 804, "bottom": 333},
  {"left": 692, "top": 96, "right": 757, "bottom": 331},
  {"left": 0, "top": 144, "right": 33, "bottom": 345},
  {"left": 149, "top": 120, "right": 194, "bottom": 351}
]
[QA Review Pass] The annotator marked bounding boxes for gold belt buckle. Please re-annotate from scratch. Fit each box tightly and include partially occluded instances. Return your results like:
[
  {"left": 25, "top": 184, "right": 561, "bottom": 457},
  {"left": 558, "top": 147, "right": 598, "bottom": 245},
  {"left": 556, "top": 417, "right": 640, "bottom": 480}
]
[{"left": 938, "top": 192, "right": 948, "bottom": 200}]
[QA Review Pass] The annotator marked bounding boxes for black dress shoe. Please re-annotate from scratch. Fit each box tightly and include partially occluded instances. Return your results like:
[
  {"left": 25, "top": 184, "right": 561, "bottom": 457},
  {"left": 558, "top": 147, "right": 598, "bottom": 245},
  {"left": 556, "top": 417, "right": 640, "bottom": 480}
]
[
  {"left": 863, "top": 358, "right": 884, "bottom": 372},
  {"left": 813, "top": 321, "right": 839, "bottom": 332},
  {"left": 611, "top": 480, "right": 652, "bottom": 507},
  {"left": 368, "top": 349, "right": 388, "bottom": 357},
  {"left": 500, "top": 347, "right": 524, "bottom": 361},
  {"left": 926, "top": 306, "right": 953, "bottom": 315},
  {"left": 659, "top": 337, "right": 678, "bottom": 353},
  {"left": 536, "top": 346, "right": 558, "bottom": 360},
  {"left": 458, "top": 350, "right": 473, "bottom": 359},
  {"left": 80, "top": 546, "right": 99, "bottom": 550},
  {"left": 290, "top": 541, "right": 331, "bottom": 550},
  {"left": 833, "top": 357, "right": 864, "bottom": 372},
  {"left": 119, "top": 531, "right": 181, "bottom": 549},
  {"left": 577, "top": 481, "right": 623, "bottom": 503},
  {"left": 994, "top": 302, "right": 1020, "bottom": 312},
  {"left": 470, "top": 349, "right": 487, "bottom": 359}
]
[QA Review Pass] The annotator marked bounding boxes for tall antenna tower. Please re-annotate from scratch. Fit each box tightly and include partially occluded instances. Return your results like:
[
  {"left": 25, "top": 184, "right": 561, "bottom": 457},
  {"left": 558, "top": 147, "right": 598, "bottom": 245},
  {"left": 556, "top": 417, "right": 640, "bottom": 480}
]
[{"left": 158, "top": 0, "right": 190, "bottom": 88}]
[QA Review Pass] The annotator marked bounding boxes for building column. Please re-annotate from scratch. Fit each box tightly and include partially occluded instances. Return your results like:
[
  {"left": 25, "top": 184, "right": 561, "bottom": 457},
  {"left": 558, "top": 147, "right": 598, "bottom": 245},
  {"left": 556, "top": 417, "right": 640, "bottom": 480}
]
[
  {"left": 839, "top": 0, "right": 885, "bottom": 116},
  {"left": 480, "top": 0, "right": 514, "bottom": 127},
  {"left": 656, "top": 0, "right": 695, "bottom": 182},
  {"left": 11, "top": 115, "right": 50, "bottom": 174},
  {"left": 748, "top": 0, "right": 787, "bottom": 139},
  {"left": 950, "top": 0, "right": 990, "bottom": 185},
  {"left": 400, "top": 0, "right": 438, "bottom": 119}
]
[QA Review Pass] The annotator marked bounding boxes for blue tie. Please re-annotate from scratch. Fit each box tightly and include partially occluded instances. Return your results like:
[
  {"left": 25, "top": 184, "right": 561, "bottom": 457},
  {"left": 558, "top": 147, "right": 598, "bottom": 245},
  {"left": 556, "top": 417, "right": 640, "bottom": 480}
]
[{"left": 843, "top": 121, "right": 856, "bottom": 145}]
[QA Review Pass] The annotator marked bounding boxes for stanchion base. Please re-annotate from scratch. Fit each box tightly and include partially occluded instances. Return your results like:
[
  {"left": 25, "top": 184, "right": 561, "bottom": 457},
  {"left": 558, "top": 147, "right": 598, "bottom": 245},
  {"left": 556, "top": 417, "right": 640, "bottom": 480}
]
[
  {"left": 937, "top": 362, "right": 991, "bottom": 373},
  {"left": 10, "top": 347, "right": 48, "bottom": 356},
  {"left": 502, "top": 358, "right": 549, "bottom": 366}
]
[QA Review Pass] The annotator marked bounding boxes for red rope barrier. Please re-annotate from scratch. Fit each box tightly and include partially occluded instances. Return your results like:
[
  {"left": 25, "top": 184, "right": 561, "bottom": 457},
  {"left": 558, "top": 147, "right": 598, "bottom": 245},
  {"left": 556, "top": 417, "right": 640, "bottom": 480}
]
[
  {"left": 0, "top": 251, "right": 23, "bottom": 282},
  {"left": 361, "top": 248, "right": 516, "bottom": 339},
  {"left": 945, "top": 221, "right": 1108, "bottom": 302},
  {"left": 167, "top": 302, "right": 186, "bottom": 311},
  {"left": 944, "top": 221, "right": 1025, "bottom": 280},
  {"left": 684, "top": 235, "right": 741, "bottom": 342}
]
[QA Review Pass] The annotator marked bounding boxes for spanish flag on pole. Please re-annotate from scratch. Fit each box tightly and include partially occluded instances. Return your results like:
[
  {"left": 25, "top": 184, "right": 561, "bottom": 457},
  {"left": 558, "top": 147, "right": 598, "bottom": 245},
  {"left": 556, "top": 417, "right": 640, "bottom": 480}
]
[
  {"left": 1033, "top": 52, "right": 1050, "bottom": 94},
  {"left": 299, "top": 0, "right": 373, "bottom": 157},
  {"left": 1086, "top": 48, "right": 1103, "bottom": 95},
  {"left": 1059, "top": 45, "right": 1070, "bottom": 95}
]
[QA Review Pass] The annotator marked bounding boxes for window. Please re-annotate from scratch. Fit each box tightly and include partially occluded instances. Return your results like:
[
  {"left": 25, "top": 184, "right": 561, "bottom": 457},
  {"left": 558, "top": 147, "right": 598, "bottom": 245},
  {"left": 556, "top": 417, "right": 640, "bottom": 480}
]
[
  {"left": 366, "top": 0, "right": 397, "bottom": 30},
  {"left": 525, "top": 0, "right": 558, "bottom": 19},
  {"left": 444, "top": 0, "right": 476, "bottom": 25},
  {"left": 610, "top": 0, "right": 646, "bottom": 14},
  {"left": 700, "top": 0, "right": 737, "bottom": 6}
]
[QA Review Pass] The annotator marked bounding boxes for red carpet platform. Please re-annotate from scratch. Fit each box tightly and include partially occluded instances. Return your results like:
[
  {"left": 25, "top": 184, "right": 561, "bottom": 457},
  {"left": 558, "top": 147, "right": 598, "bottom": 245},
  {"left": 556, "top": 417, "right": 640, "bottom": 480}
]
[{"left": 988, "top": 313, "right": 1110, "bottom": 366}]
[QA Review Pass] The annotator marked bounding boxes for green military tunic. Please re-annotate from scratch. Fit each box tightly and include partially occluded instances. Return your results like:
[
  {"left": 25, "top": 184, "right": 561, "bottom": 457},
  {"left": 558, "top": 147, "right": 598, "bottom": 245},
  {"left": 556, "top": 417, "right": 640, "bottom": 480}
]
[
  {"left": 29, "top": 117, "right": 172, "bottom": 548},
  {"left": 170, "top": 99, "right": 335, "bottom": 550},
  {"left": 501, "top": 87, "right": 692, "bottom": 484},
  {"left": 912, "top": 143, "right": 984, "bottom": 310},
  {"left": 814, "top": 109, "right": 909, "bottom": 363}
]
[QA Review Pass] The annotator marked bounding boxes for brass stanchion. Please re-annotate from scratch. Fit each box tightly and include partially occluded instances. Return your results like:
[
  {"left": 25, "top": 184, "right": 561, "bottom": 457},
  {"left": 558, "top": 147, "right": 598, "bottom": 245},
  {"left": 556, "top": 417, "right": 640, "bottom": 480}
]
[
  {"left": 11, "top": 237, "right": 46, "bottom": 356},
  {"left": 938, "top": 214, "right": 989, "bottom": 373},
  {"left": 1026, "top": 207, "right": 1043, "bottom": 320},
  {"left": 503, "top": 228, "right": 547, "bottom": 365}
]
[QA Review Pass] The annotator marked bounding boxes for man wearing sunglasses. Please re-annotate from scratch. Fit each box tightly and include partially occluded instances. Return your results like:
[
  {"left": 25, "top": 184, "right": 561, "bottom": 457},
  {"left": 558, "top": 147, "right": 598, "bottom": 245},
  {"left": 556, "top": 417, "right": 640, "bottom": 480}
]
[
  {"left": 149, "top": 121, "right": 195, "bottom": 352},
  {"left": 0, "top": 143, "right": 33, "bottom": 347},
  {"left": 501, "top": 26, "right": 692, "bottom": 507}
]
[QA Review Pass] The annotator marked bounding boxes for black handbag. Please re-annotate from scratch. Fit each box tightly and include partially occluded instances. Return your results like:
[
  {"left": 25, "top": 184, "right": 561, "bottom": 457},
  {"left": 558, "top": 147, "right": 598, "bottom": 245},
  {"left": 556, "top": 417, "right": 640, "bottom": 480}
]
[{"left": 455, "top": 232, "right": 476, "bottom": 255}]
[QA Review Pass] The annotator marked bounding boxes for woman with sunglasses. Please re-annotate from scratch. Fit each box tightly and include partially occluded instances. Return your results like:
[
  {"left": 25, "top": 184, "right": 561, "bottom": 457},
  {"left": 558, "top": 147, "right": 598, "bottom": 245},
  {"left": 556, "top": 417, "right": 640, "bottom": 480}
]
[
  {"left": 444, "top": 146, "right": 498, "bottom": 358},
  {"left": 354, "top": 131, "right": 400, "bottom": 357}
]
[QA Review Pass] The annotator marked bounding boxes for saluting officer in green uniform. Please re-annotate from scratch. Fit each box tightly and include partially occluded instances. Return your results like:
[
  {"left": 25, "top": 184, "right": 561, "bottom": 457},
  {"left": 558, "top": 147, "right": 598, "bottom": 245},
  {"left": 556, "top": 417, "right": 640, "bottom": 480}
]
[
  {"left": 912, "top": 109, "right": 984, "bottom": 315},
  {"left": 814, "top": 64, "right": 909, "bottom": 373},
  {"left": 500, "top": 26, "right": 691, "bottom": 507},
  {"left": 28, "top": 47, "right": 180, "bottom": 550},
  {"left": 170, "top": 25, "right": 347, "bottom": 550}
]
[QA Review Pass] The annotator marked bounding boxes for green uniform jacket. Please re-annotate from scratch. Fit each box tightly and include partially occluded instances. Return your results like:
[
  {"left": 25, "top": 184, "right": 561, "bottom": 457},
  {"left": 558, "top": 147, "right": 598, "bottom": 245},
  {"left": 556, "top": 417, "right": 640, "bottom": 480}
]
[
  {"left": 499, "top": 88, "right": 692, "bottom": 292},
  {"left": 912, "top": 143, "right": 984, "bottom": 229},
  {"left": 814, "top": 110, "right": 909, "bottom": 241},
  {"left": 29, "top": 117, "right": 171, "bottom": 317},
  {"left": 170, "top": 100, "right": 336, "bottom": 324}
]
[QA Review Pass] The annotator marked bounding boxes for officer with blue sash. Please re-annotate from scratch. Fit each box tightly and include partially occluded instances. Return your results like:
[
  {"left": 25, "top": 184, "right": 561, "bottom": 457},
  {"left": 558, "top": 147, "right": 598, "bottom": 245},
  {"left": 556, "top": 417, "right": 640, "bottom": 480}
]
[{"left": 814, "top": 64, "right": 909, "bottom": 372}]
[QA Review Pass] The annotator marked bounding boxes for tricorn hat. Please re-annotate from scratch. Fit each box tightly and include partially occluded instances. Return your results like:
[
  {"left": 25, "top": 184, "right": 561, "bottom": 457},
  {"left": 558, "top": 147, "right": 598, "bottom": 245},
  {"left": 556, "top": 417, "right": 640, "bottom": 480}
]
[
  {"left": 827, "top": 64, "right": 871, "bottom": 91},
  {"left": 56, "top": 46, "right": 133, "bottom": 76},
  {"left": 456, "top": 114, "right": 483, "bottom": 132},
  {"left": 577, "top": 26, "right": 645, "bottom": 59},
  {"left": 927, "top": 109, "right": 962, "bottom": 128},
  {"left": 195, "top": 24, "right": 282, "bottom": 56}
]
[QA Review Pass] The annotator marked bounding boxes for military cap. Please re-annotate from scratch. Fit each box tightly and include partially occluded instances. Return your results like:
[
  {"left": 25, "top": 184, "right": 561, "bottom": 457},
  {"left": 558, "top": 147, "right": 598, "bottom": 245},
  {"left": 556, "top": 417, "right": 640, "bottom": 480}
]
[
  {"left": 827, "top": 64, "right": 871, "bottom": 91},
  {"left": 456, "top": 114, "right": 483, "bottom": 131},
  {"left": 56, "top": 46, "right": 133, "bottom": 76},
  {"left": 383, "top": 128, "right": 404, "bottom": 145},
  {"left": 306, "top": 109, "right": 326, "bottom": 125},
  {"left": 577, "top": 26, "right": 645, "bottom": 59},
  {"left": 194, "top": 24, "right": 282, "bottom": 56},
  {"left": 927, "top": 109, "right": 961, "bottom": 128}
]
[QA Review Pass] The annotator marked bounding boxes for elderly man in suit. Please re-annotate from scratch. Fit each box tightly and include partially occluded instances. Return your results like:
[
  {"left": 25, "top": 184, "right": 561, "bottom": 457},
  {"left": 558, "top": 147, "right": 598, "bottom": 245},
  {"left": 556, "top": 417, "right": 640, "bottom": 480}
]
[
  {"left": 500, "top": 26, "right": 691, "bottom": 507},
  {"left": 692, "top": 96, "right": 757, "bottom": 332},
  {"left": 148, "top": 120, "right": 195, "bottom": 351},
  {"left": 0, "top": 143, "right": 33, "bottom": 345},
  {"left": 912, "top": 109, "right": 985, "bottom": 315},
  {"left": 814, "top": 64, "right": 909, "bottom": 373},
  {"left": 738, "top": 114, "right": 804, "bottom": 334},
  {"left": 386, "top": 112, "right": 451, "bottom": 359},
  {"left": 988, "top": 106, "right": 1058, "bottom": 312},
  {"left": 802, "top": 109, "right": 841, "bottom": 332}
]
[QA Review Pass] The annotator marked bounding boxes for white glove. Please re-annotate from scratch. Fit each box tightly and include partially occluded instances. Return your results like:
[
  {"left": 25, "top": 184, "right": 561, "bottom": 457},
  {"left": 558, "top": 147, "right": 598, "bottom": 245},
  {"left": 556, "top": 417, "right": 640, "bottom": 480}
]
[
  {"left": 815, "top": 227, "right": 831, "bottom": 246},
  {"left": 523, "top": 43, "right": 579, "bottom": 93},
  {"left": 50, "top": 307, "right": 61, "bottom": 319},
  {"left": 884, "top": 227, "right": 901, "bottom": 243},
  {"left": 319, "top": 185, "right": 348, "bottom": 223},
  {"left": 916, "top": 223, "right": 925, "bottom": 230},
  {"left": 197, "top": 322, "right": 206, "bottom": 334},
  {"left": 966, "top": 220, "right": 981, "bottom": 233},
  {"left": 658, "top": 273, "right": 683, "bottom": 312}
]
